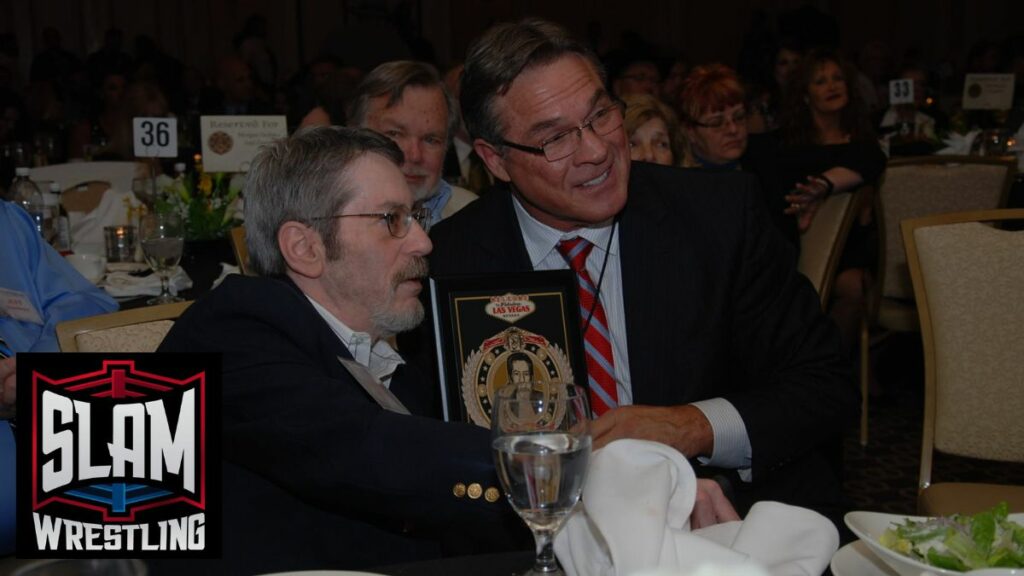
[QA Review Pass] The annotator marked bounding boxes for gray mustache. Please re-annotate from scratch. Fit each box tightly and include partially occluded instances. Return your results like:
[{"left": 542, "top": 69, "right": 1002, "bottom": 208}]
[{"left": 394, "top": 257, "right": 429, "bottom": 285}]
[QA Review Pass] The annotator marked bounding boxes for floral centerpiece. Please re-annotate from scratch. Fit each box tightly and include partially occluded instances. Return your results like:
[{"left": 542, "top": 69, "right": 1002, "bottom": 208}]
[
  {"left": 157, "top": 168, "right": 243, "bottom": 241},
  {"left": 155, "top": 163, "right": 244, "bottom": 292}
]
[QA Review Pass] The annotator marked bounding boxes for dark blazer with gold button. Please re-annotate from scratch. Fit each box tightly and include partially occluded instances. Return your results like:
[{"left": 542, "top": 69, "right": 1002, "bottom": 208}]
[
  {"left": 155, "top": 274, "right": 518, "bottom": 575},
  {"left": 423, "top": 162, "right": 859, "bottom": 522}
]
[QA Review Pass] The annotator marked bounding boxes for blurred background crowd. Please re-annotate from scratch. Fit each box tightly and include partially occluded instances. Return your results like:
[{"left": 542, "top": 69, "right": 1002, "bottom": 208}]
[{"left": 0, "top": 0, "right": 1019, "bottom": 181}]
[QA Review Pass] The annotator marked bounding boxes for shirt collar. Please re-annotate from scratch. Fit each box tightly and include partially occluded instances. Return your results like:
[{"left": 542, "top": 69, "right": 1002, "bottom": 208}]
[
  {"left": 306, "top": 296, "right": 405, "bottom": 386},
  {"left": 692, "top": 151, "right": 740, "bottom": 171},
  {"left": 420, "top": 179, "right": 453, "bottom": 229},
  {"left": 510, "top": 193, "right": 618, "bottom": 268}
]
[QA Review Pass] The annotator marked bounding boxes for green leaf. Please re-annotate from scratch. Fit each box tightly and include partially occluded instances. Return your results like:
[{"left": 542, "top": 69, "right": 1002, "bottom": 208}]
[
  {"left": 972, "top": 509, "right": 997, "bottom": 556},
  {"left": 927, "top": 547, "right": 968, "bottom": 571},
  {"left": 945, "top": 529, "right": 988, "bottom": 570}
]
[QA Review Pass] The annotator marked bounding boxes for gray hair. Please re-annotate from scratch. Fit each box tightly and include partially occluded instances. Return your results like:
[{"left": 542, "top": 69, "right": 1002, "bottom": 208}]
[
  {"left": 346, "top": 60, "right": 459, "bottom": 143},
  {"left": 245, "top": 126, "right": 403, "bottom": 275},
  {"left": 461, "top": 18, "right": 605, "bottom": 146}
]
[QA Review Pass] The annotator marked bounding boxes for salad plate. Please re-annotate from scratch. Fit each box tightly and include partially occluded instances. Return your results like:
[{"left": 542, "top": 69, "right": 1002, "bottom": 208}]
[
  {"left": 845, "top": 510, "right": 1024, "bottom": 576},
  {"left": 831, "top": 539, "right": 899, "bottom": 576}
]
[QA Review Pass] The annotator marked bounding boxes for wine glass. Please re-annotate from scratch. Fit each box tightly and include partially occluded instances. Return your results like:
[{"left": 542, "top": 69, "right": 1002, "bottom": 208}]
[
  {"left": 491, "top": 381, "right": 591, "bottom": 575},
  {"left": 131, "top": 177, "right": 160, "bottom": 210},
  {"left": 139, "top": 212, "right": 184, "bottom": 305}
]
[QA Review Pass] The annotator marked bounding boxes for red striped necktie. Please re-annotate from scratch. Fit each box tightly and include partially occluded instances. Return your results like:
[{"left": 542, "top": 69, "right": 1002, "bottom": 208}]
[{"left": 557, "top": 237, "right": 619, "bottom": 416}]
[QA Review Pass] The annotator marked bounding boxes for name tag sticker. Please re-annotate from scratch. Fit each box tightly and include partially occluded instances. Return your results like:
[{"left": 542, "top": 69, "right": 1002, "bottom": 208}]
[{"left": 0, "top": 288, "right": 44, "bottom": 325}]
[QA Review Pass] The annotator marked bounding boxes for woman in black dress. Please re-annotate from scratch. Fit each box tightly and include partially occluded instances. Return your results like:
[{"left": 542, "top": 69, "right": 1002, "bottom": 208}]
[{"left": 773, "top": 49, "right": 887, "bottom": 352}]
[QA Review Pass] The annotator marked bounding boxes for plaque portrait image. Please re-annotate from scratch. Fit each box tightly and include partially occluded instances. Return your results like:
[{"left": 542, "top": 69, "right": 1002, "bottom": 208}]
[{"left": 429, "top": 271, "right": 586, "bottom": 426}]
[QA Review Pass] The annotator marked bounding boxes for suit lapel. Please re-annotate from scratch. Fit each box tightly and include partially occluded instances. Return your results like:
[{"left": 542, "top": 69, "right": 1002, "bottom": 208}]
[
  {"left": 618, "top": 166, "right": 690, "bottom": 405},
  {"left": 470, "top": 187, "right": 533, "bottom": 272},
  {"left": 279, "top": 275, "right": 434, "bottom": 415}
]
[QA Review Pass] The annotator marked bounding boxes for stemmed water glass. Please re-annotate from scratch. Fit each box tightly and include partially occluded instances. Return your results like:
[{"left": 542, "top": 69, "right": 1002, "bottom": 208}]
[
  {"left": 131, "top": 176, "right": 160, "bottom": 210},
  {"left": 139, "top": 212, "right": 184, "bottom": 305},
  {"left": 491, "top": 381, "right": 592, "bottom": 575}
]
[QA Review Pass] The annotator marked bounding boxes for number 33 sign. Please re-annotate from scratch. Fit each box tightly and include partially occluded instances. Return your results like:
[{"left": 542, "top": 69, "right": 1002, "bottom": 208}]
[
  {"left": 133, "top": 117, "right": 178, "bottom": 158},
  {"left": 889, "top": 79, "right": 915, "bottom": 106}
]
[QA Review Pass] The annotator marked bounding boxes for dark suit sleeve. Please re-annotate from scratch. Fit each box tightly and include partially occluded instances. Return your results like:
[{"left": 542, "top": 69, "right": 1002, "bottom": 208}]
[
  {"left": 717, "top": 178, "right": 859, "bottom": 481},
  {"left": 160, "top": 281, "right": 509, "bottom": 534}
]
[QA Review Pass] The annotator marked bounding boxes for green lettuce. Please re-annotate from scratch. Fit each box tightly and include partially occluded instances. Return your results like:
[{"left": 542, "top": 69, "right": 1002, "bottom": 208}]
[{"left": 880, "top": 502, "right": 1024, "bottom": 571}]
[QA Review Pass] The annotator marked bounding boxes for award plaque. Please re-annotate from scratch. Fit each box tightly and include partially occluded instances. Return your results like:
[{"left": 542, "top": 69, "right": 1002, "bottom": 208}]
[{"left": 430, "top": 271, "right": 586, "bottom": 427}]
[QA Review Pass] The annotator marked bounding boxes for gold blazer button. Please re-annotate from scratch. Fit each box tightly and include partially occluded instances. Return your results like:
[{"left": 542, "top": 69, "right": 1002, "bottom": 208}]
[
  {"left": 453, "top": 483, "right": 467, "bottom": 498},
  {"left": 484, "top": 487, "right": 501, "bottom": 503},
  {"left": 467, "top": 483, "right": 483, "bottom": 499}
]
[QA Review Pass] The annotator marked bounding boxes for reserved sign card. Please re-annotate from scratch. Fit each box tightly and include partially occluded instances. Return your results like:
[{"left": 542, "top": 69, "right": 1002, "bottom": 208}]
[
  {"left": 962, "top": 74, "right": 1015, "bottom": 110},
  {"left": 199, "top": 116, "right": 287, "bottom": 172}
]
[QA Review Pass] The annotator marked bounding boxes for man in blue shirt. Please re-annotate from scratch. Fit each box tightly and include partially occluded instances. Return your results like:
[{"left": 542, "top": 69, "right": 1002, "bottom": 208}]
[
  {"left": 0, "top": 200, "right": 117, "bottom": 352},
  {"left": 0, "top": 200, "right": 117, "bottom": 554},
  {"left": 347, "top": 60, "right": 477, "bottom": 229}
]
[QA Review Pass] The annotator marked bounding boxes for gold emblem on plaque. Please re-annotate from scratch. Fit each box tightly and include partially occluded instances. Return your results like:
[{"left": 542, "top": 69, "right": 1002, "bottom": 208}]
[{"left": 461, "top": 326, "right": 574, "bottom": 427}]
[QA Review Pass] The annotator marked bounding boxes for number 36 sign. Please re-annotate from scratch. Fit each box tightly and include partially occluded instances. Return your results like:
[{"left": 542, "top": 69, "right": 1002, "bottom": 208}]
[{"left": 133, "top": 117, "right": 178, "bottom": 158}]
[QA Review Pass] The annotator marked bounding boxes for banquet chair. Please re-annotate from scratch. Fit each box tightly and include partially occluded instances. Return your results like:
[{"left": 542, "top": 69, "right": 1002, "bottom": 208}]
[
  {"left": 30, "top": 162, "right": 144, "bottom": 212},
  {"left": 56, "top": 301, "right": 193, "bottom": 353},
  {"left": 859, "top": 155, "right": 1016, "bottom": 446},
  {"left": 902, "top": 209, "right": 1024, "bottom": 515},
  {"left": 230, "top": 226, "right": 251, "bottom": 275},
  {"left": 798, "top": 186, "right": 865, "bottom": 309}
]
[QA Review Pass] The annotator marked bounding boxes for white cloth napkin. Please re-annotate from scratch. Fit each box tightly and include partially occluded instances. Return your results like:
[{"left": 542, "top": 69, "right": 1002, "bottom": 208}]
[
  {"left": 936, "top": 130, "right": 980, "bottom": 155},
  {"left": 1011, "top": 123, "right": 1024, "bottom": 172},
  {"left": 554, "top": 440, "right": 838, "bottom": 576},
  {"left": 102, "top": 267, "right": 192, "bottom": 298},
  {"left": 67, "top": 187, "right": 143, "bottom": 255}
]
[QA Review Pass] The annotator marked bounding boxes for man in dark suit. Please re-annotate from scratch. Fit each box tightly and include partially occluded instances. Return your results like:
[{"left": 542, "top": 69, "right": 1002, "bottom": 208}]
[
  {"left": 157, "top": 127, "right": 517, "bottom": 574},
  {"left": 426, "top": 19, "right": 859, "bottom": 525}
]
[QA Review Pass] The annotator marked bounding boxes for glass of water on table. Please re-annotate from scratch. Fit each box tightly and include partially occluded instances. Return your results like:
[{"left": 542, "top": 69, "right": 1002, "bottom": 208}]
[
  {"left": 139, "top": 211, "right": 184, "bottom": 305},
  {"left": 491, "top": 381, "right": 592, "bottom": 575}
]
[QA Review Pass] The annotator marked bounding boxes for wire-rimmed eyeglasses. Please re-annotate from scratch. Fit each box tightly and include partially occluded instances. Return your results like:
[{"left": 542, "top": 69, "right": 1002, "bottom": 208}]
[
  {"left": 691, "top": 108, "right": 747, "bottom": 130},
  {"left": 497, "top": 100, "right": 626, "bottom": 162},
  {"left": 311, "top": 206, "right": 430, "bottom": 239}
]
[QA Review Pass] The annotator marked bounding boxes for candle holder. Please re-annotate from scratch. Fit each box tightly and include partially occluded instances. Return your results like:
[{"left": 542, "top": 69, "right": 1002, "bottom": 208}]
[{"left": 103, "top": 225, "right": 136, "bottom": 263}]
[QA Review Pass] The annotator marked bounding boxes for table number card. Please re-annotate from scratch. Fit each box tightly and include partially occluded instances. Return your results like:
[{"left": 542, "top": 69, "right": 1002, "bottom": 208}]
[
  {"left": 962, "top": 74, "right": 1015, "bottom": 110},
  {"left": 199, "top": 116, "right": 287, "bottom": 172},
  {"left": 133, "top": 117, "right": 178, "bottom": 158},
  {"left": 889, "top": 79, "right": 914, "bottom": 106}
]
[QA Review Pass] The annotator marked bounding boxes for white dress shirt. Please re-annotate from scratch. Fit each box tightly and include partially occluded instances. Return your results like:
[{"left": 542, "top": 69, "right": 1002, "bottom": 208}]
[
  {"left": 511, "top": 196, "right": 752, "bottom": 475},
  {"left": 307, "top": 297, "right": 405, "bottom": 388}
]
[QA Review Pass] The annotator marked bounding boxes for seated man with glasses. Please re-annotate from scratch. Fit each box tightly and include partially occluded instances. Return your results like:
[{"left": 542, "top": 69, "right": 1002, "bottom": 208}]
[
  {"left": 155, "top": 127, "right": 521, "bottom": 574},
  {"left": 422, "top": 18, "right": 857, "bottom": 532}
]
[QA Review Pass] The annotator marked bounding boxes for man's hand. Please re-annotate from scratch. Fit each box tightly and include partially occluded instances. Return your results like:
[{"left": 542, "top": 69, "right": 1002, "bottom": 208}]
[
  {"left": 691, "top": 478, "right": 741, "bottom": 529},
  {"left": 590, "top": 404, "right": 713, "bottom": 458},
  {"left": 0, "top": 356, "right": 15, "bottom": 415}
]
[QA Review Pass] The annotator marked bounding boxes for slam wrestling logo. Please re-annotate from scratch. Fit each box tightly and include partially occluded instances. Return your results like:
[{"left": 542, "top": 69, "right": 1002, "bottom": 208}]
[{"left": 17, "top": 354, "right": 220, "bottom": 558}]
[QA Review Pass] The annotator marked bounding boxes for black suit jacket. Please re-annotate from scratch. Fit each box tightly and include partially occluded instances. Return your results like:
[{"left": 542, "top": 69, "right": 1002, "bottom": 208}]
[
  {"left": 155, "top": 275, "right": 518, "bottom": 575},
  {"left": 426, "top": 162, "right": 858, "bottom": 517}
]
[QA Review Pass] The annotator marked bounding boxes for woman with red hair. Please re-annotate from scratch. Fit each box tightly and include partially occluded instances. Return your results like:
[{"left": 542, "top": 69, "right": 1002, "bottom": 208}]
[{"left": 678, "top": 64, "right": 749, "bottom": 168}]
